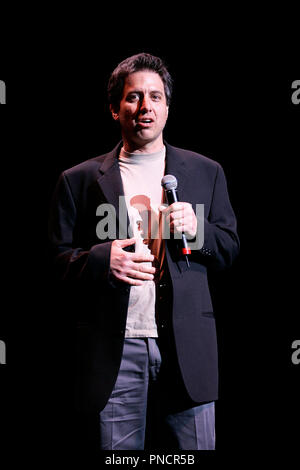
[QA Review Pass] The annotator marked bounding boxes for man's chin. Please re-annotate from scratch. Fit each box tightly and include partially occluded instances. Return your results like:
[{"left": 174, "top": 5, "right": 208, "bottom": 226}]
[
  {"left": 123, "top": 130, "right": 163, "bottom": 151},
  {"left": 135, "top": 128, "right": 154, "bottom": 138},
  {"left": 134, "top": 129, "right": 161, "bottom": 144}
]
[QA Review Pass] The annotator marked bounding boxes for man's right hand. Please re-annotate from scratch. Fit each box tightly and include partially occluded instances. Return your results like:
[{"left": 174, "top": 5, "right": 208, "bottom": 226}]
[{"left": 110, "top": 238, "right": 156, "bottom": 286}]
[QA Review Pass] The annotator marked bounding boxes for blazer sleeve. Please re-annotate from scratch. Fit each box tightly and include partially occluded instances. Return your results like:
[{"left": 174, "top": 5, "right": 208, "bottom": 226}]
[
  {"left": 191, "top": 163, "right": 240, "bottom": 271},
  {"left": 48, "top": 171, "right": 112, "bottom": 281}
]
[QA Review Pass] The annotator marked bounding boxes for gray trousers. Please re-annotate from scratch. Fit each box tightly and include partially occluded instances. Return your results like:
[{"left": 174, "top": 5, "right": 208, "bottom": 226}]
[{"left": 99, "top": 338, "right": 215, "bottom": 450}]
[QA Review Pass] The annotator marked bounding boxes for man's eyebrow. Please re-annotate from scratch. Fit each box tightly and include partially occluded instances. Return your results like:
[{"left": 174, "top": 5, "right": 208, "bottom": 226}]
[{"left": 126, "top": 89, "right": 163, "bottom": 95}]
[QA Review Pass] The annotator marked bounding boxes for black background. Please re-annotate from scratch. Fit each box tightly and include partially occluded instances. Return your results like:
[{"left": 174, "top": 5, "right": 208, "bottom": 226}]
[{"left": 0, "top": 25, "right": 299, "bottom": 464}]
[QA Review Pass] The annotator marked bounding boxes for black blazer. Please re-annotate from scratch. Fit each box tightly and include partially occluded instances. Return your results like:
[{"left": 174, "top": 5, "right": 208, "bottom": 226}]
[{"left": 48, "top": 141, "right": 240, "bottom": 412}]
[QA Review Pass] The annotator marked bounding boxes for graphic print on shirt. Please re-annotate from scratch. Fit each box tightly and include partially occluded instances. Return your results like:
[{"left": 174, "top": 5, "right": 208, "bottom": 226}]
[{"left": 127, "top": 194, "right": 165, "bottom": 281}]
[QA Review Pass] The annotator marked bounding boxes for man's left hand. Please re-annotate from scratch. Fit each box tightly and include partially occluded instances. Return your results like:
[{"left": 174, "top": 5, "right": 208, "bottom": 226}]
[{"left": 159, "top": 202, "right": 197, "bottom": 239}]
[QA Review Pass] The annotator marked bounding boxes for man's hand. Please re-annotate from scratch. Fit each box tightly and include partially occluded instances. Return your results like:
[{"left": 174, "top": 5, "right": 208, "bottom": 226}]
[
  {"left": 159, "top": 202, "right": 197, "bottom": 239},
  {"left": 110, "top": 238, "right": 156, "bottom": 286}
]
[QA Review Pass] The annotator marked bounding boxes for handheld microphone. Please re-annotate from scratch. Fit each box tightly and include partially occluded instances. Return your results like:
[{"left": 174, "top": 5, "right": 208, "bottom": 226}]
[{"left": 161, "top": 175, "right": 191, "bottom": 268}]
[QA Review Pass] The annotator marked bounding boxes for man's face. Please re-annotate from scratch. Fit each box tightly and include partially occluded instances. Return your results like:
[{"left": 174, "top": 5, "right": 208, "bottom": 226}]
[{"left": 112, "top": 71, "right": 169, "bottom": 151}]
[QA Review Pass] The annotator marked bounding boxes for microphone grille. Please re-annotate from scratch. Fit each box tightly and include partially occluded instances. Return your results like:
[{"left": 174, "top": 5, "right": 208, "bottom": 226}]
[{"left": 161, "top": 174, "right": 178, "bottom": 190}]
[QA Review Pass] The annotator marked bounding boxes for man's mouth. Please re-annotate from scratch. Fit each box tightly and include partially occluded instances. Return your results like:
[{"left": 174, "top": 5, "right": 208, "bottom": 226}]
[{"left": 136, "top": 118, "right": 154, "bottom": 128}]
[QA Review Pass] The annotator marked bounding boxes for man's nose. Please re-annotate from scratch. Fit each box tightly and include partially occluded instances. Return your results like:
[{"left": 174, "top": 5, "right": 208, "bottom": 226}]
[{"left": 139, "top": 95, "right": 152, "bottom": 113}]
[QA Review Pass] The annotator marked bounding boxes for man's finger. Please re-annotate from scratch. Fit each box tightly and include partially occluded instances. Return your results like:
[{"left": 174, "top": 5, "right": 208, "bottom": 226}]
[
  {"left": 168, "top": 210, "right": 184, "bottom": 222},
  {"left": 160, "top": 202, "right": 184, "bottom": 216},
  {"left": 131, "top": 253, "right": 154, "bottom": 263},
  {"left": 116, "top": 274, "right": 144, "bottom": 286},
  {"left": 132, "top": 263, "right": 156, "bottom": 274},
  {"left": 127, "top": 269, "right": 154, "bottom": 281},
  {"left": 158, "top": 204, "right": 168, "bottom": 212}
]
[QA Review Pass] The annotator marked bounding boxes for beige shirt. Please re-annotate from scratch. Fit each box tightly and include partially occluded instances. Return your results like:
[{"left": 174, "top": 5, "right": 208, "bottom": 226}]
[{"left": 118, "top": 146, "right": 166, "bottom": 338}]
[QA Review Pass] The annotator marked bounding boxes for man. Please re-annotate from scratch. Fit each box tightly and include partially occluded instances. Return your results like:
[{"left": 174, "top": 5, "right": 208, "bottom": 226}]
[{"left": 49, "top": 53, "right": 239, "bottom": 450}]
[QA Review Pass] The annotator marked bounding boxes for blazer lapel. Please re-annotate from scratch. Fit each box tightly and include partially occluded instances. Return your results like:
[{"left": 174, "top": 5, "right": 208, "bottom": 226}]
[
  {"left": 96, "top": 142, "right": 129, "bottom": 239},
  {"left": 164, "top": 142, "right": 192, "bottom": 273},
  {"left": 164, "top": 142, "right": 188, "bottom": 202}
]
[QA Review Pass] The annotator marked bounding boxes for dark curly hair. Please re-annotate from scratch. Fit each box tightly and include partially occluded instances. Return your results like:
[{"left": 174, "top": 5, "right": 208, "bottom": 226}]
[{"left": 108, "top": 53, "right": 173, "bottom": 112}]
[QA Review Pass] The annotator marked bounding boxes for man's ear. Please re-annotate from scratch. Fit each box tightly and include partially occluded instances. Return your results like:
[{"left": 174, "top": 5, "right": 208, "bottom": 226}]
[
  {"left": 110, "top": 104, "right": 119, "bottom": 121},
  {"left": 165, "top": 105, "right": 169, "bottom": 120}
]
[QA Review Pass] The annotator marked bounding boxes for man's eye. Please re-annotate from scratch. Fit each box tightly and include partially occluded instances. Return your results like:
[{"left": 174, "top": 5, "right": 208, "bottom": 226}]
[
  {"left": 152, "top": 95, "right": 161, "bottom": 101},
  {"left": 127, "top": 94, "right": 139, "bottom": 102}
]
